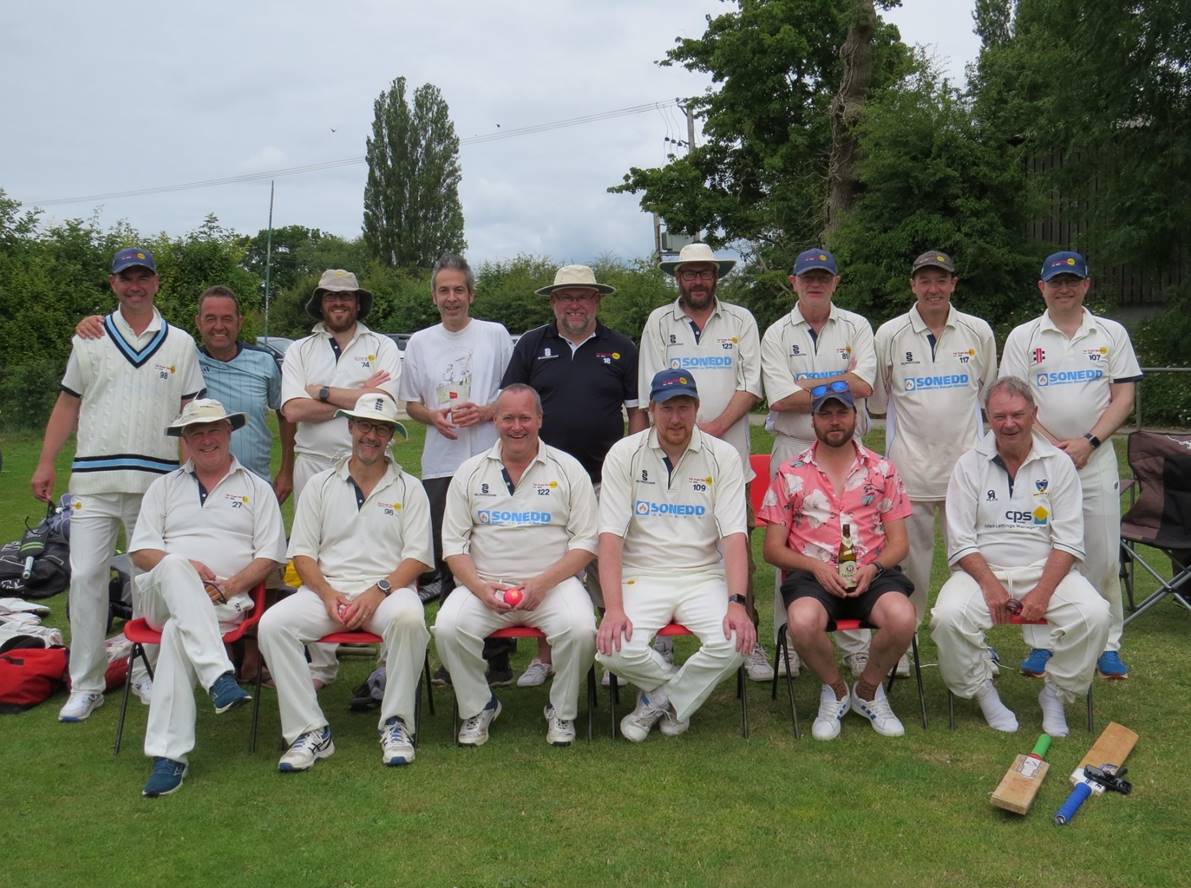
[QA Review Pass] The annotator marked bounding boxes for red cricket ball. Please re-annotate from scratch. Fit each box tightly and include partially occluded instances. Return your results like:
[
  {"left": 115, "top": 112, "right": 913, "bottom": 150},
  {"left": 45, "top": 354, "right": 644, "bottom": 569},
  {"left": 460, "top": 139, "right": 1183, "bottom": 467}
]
[{"left": 503, "top": 587, "right": 524, "bottom": 607}]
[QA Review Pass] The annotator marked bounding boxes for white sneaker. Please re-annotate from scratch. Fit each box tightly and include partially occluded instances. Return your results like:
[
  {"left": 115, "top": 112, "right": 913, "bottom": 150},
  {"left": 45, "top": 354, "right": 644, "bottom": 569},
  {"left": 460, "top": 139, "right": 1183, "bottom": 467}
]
[
  {"left": 777, "top": 640, "right": 800, "bottom": 678},
  {"left": 620, "top": 689, "right": 669, "bottom": 743},
  {"left": 745, "top": 642, "right": 775, "bottom": 682},
  {"left": 845, "top": 651, "right": 869, "bottom": 678},
  {"left": 544, "top": 704, "right": 575, "bottom": 746},
  {"left": 458, "top": 696, "right": 502, "bottom": 747},
  {"left": 517, "top": 658, "right": 553, "bottom": 688},
  {"left": 658, "top": 706, "right": 690, "bottom": 737},
  {"left": 278, "top": 726, "right": 334, "bottom": 771},
  {"left": 653, "top": 636, "right": 675, "bottom": 666},
  {"left": 130, "top": 675, "right": 153, "bottom": 706},
  {"left": 379, "top": 717, "right": 415, "bottom": 766},
  {"left": 850, "top": 683, "right": 905, "bottom": 737},
  {"left": 601, "top": 669, "right": 612, "bottom": 688},
  {"left": 59, "top": 691, "right": 104, "bottom": 722},
  {"left": 812, "top": 684, "right": 849, "bottom": 741}
]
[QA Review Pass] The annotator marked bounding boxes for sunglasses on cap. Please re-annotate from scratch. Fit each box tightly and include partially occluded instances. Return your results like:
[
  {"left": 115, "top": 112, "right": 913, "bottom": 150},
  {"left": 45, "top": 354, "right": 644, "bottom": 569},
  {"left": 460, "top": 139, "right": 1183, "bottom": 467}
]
[{"left": 810, "top": 380, "right": 850, "bottom": 399}]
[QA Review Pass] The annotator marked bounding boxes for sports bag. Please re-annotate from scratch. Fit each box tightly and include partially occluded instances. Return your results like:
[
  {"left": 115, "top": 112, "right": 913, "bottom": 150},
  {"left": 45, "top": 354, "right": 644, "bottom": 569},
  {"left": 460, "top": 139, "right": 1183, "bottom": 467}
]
[
  {"left": 0, "top": 646, "right": 69, "bottom": 713},
  {"left": 0, "top": 501, "right": 71, "bottom": 599}
]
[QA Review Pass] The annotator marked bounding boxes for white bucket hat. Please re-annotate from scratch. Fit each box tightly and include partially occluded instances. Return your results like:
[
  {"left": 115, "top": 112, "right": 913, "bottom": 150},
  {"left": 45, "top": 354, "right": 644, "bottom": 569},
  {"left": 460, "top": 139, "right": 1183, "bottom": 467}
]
[
  {"left": 306, "top": 269, "right": 374, "bottom": 321},
  {"left": 535, "top": 265, "right": 616, "bottom": 297},
  {"left": 335, "top": 393, "right": 408, "bottom": 438},
  {"left": 658, "top": 242, "right": 736, "bottom": 277},
  {"left": 166, "top": 399, "right": 247, "bottom": 436}
]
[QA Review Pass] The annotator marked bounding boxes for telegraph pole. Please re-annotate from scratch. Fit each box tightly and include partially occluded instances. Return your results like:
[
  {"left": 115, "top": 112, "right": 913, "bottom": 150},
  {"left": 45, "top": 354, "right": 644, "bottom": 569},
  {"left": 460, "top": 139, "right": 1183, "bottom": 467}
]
[{"left": 263, "top": 180, "right": 274, "bottom": 339}]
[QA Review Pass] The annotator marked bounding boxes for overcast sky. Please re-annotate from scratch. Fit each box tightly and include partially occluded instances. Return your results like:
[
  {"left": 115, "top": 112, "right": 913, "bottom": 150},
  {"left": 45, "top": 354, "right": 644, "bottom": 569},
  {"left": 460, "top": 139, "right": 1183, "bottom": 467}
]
[{"left": 1, "top": 1, "right": 981, "bottom": 267}]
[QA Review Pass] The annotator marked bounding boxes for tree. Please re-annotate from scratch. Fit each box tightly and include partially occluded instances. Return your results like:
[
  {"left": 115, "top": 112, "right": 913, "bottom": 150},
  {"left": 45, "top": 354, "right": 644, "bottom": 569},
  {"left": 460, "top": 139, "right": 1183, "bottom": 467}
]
[{"left": 363, "top": 77, "right": 465, "bottom": 270}]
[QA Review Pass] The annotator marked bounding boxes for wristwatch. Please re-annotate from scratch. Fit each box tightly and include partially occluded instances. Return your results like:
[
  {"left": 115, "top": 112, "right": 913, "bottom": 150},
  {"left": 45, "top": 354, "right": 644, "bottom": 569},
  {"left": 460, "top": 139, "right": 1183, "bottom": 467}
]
[
  {"left": 1083, "top": 432, "right": 1102, "bottom": 449},
  {"left": 318, "top": 385, "right": 331, "bottom": 402},
  {"left": 376, "top": 579, "right": 392, "bottom": 596},
  {"left": 728, "top": 594, "right": 747, "bottom": 606}
]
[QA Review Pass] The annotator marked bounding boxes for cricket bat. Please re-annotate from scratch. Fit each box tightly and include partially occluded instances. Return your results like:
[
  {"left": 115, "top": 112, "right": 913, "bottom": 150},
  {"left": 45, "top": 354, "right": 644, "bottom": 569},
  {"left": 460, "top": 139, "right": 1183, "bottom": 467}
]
[
  {"left": 991, "top": 734, "right": 1052, "bottom": 814},
  {"left": 1054, "top": 721, "right": 1138, "bottom": 825}
]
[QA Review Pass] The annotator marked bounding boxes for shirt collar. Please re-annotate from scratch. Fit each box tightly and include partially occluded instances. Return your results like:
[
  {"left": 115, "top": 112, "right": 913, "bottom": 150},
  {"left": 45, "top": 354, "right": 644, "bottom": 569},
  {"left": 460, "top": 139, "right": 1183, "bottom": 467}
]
[
  {"left": 909, "top": 304, "right": 956, "bottom": 334},
  {"left": 1039, "top": 307, "right": 1093, "bottom": 337},
  {"left": 668, "top": 297, "right": 722, "bottom": 323},
  {"left": 311, "top": 320, "right": 372, "bottom": 345},
  {"left": 975, "top": 430, "right": 1057, "bottom": 467},
  {"left": 111, "top": 307, "right": 164, "bottom": 339},
  {"left": 332, "top": 452, "right": 401, "bottom": 487},
  {"left": 181, "top": 454, "right": 247, "bottom": 488},
  {"left": 790, "top": 302, "right": 838, "bottom": 327},
  {"left": 646, "top": 425, "right": 705, "bottom": 455},
  {"left": 485, "top": 438, "right": 549, "bottom": 468},
  {"left": 801, "top": 438, "right": 878, "bottom": 474}
]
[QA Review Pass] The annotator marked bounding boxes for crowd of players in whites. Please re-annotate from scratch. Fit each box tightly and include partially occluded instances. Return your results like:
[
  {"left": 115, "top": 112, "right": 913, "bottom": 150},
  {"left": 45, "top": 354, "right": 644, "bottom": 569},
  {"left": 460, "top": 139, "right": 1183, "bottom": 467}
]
[{"left": 30, "top": 240, "right": 1137, "bottom": 797}]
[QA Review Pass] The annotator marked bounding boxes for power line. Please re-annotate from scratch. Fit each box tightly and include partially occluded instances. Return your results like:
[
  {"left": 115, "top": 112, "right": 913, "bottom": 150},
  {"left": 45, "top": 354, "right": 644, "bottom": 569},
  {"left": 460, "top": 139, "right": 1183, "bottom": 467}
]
[{"left": 29, "top": 100, "right": 681, "bottom": 208}]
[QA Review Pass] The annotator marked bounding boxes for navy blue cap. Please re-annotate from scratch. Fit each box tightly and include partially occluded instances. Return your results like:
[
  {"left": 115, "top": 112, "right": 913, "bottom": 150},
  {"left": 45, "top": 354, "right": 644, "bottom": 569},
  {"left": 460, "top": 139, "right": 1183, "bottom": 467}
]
[
  {"left": 810, "top": 380, "right": 856, "bottom": 413},
  {"left": 793, "top": 248, "right": 837, "bottom": 276},
  {"left": 650, "top": 368, "right": 699, "bottom": 402},
  {"left": 111, "top": 247, "right": 157, "bottom": 274},
  {"left": 1040, "top": 251, "right": 1088, "bottom": 281}
]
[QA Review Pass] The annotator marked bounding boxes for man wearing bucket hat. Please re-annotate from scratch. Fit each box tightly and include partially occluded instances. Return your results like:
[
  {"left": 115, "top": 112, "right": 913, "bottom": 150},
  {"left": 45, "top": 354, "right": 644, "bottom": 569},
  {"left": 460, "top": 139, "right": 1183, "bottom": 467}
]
[
  {"left": 259, "top": 393, "right": 433, "bottom": 771},
  {"left": 639, "top": 244, "right": 770, "bottom": 680},
  {"left": 130, "top": 399, "right": 288, "bottom": 796},
  {"left": 32, "top": 246, "right": 206, "bottom": 723},
  {"left": 500, "top": 264, "right": 645, "bottom": 687},
  {"left": 595, "top": 369, "right": 754, "bottom": 742},
  {"left": 760, "top": 247, "right": 877, "bottom": 677},
  {"left": 999, "top": 251, "right": 1141, "bottom": 679}
]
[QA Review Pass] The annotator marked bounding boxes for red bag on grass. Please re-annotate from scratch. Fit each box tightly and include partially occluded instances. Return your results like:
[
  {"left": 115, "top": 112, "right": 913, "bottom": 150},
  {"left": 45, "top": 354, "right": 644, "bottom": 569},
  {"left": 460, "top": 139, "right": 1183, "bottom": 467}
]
[{"left": 0, "top": 646, "right": 69, "bottom": 713}]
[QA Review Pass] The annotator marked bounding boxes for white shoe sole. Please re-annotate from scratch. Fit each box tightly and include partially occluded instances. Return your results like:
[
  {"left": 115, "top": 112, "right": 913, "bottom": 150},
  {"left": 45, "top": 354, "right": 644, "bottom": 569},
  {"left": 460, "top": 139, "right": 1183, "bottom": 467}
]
[{"left": 278, "top": 739, "right": 335, "bottom": 772}]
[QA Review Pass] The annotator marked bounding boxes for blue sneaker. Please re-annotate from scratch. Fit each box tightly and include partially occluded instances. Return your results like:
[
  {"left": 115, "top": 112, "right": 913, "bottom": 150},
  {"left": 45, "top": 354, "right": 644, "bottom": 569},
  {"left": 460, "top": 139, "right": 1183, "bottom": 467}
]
[
  {"left": 142, "top": 757, "right": 187, "bottom": 797},
  {"left": 1019, "top": 648, "right": 1052, "bottom": 678},
  {"left": 1097, "top": 650, "right": 1129, "bottom": 680},
  {"left": 209, "top": 671, "right": 251, "bottom": 714}
]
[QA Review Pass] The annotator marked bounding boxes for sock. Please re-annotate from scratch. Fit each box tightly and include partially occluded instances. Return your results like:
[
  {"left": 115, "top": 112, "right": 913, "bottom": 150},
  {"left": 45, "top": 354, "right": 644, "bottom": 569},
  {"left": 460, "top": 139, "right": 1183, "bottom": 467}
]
[
  {"left": 1039, "top": 683, "right": 1069, "bottom": 738},
  {"left": 975, "top": 680, "right": 1019, "bottom": 732}
]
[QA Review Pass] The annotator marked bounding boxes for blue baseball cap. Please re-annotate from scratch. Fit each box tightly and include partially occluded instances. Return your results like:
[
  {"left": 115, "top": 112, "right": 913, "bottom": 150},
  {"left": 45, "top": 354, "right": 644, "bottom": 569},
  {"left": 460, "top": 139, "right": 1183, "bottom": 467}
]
[
  {"left": 810, "top": 380, "right": 856, "bottom": 413},
  {"left": 1040, "top": 251, "right": 1088, "bottom": 281},
  {"left": 650, "top": 368, "right": 699, "bottom": 403},
  {"left": 792, "top": 248, "right": 837, "bottom": 276},
  {"left": 111, "top": 247, "right": 157, "bottom": 274}
]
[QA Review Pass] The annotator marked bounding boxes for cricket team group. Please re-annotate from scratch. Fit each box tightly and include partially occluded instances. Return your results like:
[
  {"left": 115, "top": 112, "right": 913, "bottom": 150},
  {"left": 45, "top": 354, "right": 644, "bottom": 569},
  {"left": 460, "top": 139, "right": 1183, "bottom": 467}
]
[{"left": 29, "top": 239, "right": 1138, "bottom": 797}]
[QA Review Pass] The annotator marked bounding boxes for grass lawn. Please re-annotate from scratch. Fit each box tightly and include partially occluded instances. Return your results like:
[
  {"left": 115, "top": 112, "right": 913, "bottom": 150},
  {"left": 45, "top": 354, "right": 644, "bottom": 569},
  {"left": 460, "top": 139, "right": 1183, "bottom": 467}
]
[{"left": 0, "top": 423, "right": 1187, "bottom": 888}]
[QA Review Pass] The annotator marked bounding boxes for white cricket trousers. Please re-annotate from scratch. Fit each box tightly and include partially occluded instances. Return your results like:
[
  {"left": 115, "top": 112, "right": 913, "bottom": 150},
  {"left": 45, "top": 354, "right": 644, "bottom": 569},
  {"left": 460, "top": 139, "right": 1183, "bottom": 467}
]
[
  {"left": 769, "top": 435, "right": 867, "bottom": 655},
  {"left": 258, "top": 585, "right": 429, "bottom": 744},
  {"left": 903, "top": 500, "right": 947, "bottom": 625},
  {"left": 139, "top": 554, "right": 251, "bottom": 763},
  {"left": 930, "top": 560, "right": 1109, "bottom": 703},
  {"left": 595, "top": 572, "right": 745, "bottom": 722},
  {"left": 434, "top": 578, "right": 596, "bottom": 721},
  {"left": 66, "top": 491, "right": 144, "bottom": 694},
  {"left": 292, "top": 453, "right": 342, "bottom": 685}
]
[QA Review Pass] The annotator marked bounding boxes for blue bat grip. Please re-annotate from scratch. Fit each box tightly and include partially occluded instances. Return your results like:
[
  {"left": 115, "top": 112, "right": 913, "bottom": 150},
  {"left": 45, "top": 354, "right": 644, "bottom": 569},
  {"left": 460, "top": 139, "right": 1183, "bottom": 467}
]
[{"left": 1055, "top": 783, "right": 1093, "bottom": 825}]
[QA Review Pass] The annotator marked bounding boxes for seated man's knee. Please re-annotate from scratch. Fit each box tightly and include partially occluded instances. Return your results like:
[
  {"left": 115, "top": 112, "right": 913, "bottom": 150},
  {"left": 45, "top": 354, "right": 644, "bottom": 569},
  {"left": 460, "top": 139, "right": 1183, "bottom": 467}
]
[
  {"left": 875, "top": 594, "right": 917, "bottom": 638},
  {"left": 786, "top": 600, "right": 826, "bottom": 642}
]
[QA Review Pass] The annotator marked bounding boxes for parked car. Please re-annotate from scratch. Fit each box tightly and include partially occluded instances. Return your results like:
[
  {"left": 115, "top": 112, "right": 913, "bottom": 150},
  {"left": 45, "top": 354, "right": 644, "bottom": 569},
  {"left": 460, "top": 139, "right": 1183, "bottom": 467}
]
[{"left": 254, "top": 336, "right": 294, "bottom": 370}]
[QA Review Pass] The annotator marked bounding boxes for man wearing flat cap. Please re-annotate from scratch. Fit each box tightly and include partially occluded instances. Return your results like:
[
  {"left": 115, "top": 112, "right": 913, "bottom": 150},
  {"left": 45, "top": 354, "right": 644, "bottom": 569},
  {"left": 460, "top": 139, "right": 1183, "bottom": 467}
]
[
  {"left": 500, "top": 265, "right": 645, "bottom": 688},
  {"left": 131, "top": 399, "right": 288, "bottom": 796},
  {"left": 999, "top": 251, "right": 1141, "bottom": 680},
  {"left": 639, "top": 243, "right": 770, "bottom": 680}
]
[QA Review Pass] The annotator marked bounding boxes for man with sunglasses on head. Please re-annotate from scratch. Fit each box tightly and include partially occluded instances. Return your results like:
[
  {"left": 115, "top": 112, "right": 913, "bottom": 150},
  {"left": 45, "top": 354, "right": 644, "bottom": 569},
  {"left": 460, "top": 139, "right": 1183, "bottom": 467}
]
[
  {"left": 999, "top": 251, "right": 1141, "bottom": 680},
  {"left": 760, "top": 248, "right": 877, "bottom": 676}
]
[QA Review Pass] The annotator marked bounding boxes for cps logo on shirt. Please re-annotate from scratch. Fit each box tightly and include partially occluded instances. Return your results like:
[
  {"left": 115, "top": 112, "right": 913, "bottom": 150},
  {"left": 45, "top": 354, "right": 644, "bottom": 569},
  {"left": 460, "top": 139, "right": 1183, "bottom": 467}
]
[{"left": 1004, "top": 506, "right": 1049, "bottom": 526}]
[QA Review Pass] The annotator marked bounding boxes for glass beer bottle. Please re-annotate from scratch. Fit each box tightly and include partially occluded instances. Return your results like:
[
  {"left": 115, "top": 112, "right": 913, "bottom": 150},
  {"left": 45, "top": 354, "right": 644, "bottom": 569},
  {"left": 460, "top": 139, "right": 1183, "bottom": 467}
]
[{"left": 838, "top": 523, "right": 858, "bottom": 589}]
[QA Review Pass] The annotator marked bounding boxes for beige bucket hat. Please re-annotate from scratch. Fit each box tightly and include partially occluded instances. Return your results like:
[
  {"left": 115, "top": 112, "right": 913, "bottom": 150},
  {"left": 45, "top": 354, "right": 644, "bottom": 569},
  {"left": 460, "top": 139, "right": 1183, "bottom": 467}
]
[
  {"left": 306, "top": 269, "right": 374, "bottom": 321},
  {"left": 535, "top": 265, "right": 616, "bottom": 297},
  {"left": 166, "top": 399, "right": 247, "bottom": 436},
  {"left": 658, "top": 242, "right": 736, "bottom": 277}
]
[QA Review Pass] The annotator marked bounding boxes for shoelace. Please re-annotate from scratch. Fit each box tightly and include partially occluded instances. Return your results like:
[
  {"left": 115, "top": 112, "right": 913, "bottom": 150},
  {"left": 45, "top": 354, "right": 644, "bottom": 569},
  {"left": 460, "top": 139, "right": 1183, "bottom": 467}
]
[
  {"left": 383, "top": 721, "right": 409, "bottom": 745},
  {"left": 293, "top": 730, "right": 328, "bottom": 753}
]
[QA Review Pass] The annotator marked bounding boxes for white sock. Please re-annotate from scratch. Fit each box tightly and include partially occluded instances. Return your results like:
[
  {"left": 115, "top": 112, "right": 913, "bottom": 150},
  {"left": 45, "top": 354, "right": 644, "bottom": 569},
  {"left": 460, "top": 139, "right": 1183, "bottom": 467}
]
[
  {"left": 975, "top": 680, "right": 1019, "bottom": 732},
  {"left": 1039, "top": 683, "right": 1069, "bottom": 738}
]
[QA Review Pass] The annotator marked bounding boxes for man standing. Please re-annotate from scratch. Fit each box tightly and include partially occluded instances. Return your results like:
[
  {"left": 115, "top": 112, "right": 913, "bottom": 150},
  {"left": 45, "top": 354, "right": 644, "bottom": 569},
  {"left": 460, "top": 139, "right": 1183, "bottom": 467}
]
[
  {"left": 258, "top": 394, "right": 433, "bottom": 770},
  {"left": 32, "top": 247, "right": 205, "bottom": 722},
  {"left": 1000, "top": 251, "right": 1141, "bottom": 679},
  {"left": 398, "top": 254, "right": 514, "bottom": 681},
  {"left": 870, "top": 251, "right": 997, "bottom": 674},
  {"left": 639, "top": 243, "right": 769, "bottom": 680},
  {"left": 760, "top": 383, "right": 916, "bottom": 740},
  {"left": 500, "top": 264, "right": 645, "bottom": 686},
  {"left": 596, "top": 369, "right": 755, "bottom": 742},
  {"left": 760, "top": 248, "right": 876, "bottom": 674},
  {"left": 130, "top": 400, "right": 287, "bottom": 796},
  {"left": 434, "top": 385, "right": 598, "bottom": 746},
  {"left": 931, "top": 378, "right": 1110, "bottom": 736}
]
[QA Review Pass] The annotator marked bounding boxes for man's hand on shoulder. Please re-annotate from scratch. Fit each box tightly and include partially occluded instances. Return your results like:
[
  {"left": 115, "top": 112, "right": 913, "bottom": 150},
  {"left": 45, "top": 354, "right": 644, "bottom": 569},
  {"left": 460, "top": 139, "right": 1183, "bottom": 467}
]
[{"left": 76, "top": 315, "right": 104, "bottom": 339}]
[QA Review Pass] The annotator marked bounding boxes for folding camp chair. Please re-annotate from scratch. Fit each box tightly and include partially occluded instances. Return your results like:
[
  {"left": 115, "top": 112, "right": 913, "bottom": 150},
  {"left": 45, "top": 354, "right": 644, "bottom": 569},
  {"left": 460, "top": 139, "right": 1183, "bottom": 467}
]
[{"left": 1119, "top": 430, "right": 1191, "bottom": 625}]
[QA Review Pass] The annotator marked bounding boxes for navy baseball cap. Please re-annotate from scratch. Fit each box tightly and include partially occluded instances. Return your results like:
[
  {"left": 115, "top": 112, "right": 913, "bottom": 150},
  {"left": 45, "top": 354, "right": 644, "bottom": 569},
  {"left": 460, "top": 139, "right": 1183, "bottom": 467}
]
[
  {"left": 1040, "top": 251, "right": 1088, "bottom": 281},
  {"left": 810, "top": 380, "right": 856, "bottom": 413},
  {"left": 111, "top": 247, "right": 157, "bottom": 274},
  {"left": 650, "top": 368, "right": 699, "bottom": 402},
  {"left": 911, "top": 250, "right": 957, "bottom": 274},
  {"left": 793, "top": 248, "right": 837, "bottom": 276}
]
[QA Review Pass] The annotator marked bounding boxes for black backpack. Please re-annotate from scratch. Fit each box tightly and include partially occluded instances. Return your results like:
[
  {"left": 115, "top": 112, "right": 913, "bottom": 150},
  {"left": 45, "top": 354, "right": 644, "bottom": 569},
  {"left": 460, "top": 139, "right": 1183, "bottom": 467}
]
[{"left": 0, "top": 502, "right": 71, "bottom": 600}]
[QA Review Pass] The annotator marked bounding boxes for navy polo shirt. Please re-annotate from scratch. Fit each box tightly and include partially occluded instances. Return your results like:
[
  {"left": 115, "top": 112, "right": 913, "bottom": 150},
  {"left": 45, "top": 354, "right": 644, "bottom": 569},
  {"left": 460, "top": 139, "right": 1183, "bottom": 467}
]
[{"left": 501, "top": 321, "right": 639, "bottom": 482}]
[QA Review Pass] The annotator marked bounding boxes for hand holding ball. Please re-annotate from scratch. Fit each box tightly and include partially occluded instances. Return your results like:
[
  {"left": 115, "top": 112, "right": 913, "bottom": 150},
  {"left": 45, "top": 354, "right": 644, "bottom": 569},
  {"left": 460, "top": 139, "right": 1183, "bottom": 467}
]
[
  {"left": 337, "top": 602, "right": 350, "bottom": 622},
  {"left": 503, "top": 587, "right": 524, "bottom": 607}
]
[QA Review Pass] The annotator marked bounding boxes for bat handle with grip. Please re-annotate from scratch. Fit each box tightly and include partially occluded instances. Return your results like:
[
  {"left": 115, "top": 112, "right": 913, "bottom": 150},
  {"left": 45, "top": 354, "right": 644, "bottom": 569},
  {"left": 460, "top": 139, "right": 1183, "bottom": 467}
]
[{"left": 1055, "top": 783, "right": 1093, "bottom": 825}]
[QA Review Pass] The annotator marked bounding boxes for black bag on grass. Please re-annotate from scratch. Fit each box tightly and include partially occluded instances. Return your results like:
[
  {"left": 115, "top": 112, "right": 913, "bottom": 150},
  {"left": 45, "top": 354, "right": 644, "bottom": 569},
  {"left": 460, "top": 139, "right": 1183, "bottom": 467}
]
[{"left": 0, "top": 502, "right": 71, "bottom": 600}]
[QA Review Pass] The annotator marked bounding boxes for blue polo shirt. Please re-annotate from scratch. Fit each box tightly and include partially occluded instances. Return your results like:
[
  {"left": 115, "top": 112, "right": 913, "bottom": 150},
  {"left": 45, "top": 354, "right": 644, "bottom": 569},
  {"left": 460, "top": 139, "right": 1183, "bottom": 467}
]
[{"left": 197, "top": 344, "right": 281, "bottom": 480}]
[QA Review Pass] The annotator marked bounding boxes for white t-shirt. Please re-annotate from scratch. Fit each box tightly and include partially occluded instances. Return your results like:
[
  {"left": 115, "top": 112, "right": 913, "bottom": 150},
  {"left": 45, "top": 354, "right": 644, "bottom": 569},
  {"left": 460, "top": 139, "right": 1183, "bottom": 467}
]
[
  {"left": 398, "top": 319, "right": 514, "bottom": 479},
  {"left": 872, "top": 304, "right": 998, "bottom": 500},
  {"left": 441, "top": 441, "right": 597, "bottom": 583}
]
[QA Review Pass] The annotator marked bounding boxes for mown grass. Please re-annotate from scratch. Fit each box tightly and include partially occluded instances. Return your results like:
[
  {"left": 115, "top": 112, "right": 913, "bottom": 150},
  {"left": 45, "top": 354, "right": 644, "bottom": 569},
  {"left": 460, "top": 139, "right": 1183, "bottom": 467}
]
[{"left": 0, "top": 424, "right": 1186, "bottom": 888}]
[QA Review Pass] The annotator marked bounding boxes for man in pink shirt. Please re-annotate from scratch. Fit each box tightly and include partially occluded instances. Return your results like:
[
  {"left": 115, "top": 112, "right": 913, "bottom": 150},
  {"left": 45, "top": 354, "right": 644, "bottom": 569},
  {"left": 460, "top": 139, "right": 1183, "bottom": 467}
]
[{"left": 759, "top": 381, "right": 916, "bottom": 741}]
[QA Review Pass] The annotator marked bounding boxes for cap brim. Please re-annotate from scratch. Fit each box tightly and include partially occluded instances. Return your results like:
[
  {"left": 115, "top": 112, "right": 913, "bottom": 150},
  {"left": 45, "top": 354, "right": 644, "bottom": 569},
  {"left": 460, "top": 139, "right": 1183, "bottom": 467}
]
[
  {"left": 111, "top": 261, "right": 156, "bottom": 274},
  {"left": 812, "top": 395, "right": 855, "bottom": 413}
]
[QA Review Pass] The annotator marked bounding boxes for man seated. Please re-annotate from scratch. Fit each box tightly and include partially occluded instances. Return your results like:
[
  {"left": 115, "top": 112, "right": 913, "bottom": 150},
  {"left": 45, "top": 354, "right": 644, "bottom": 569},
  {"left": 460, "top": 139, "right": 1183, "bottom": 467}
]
[
  {"left": 760, "top": 381, "right": 916, "bottom": 740},
  {"left": 434, "top": 384, "right": 598, "bottom": 747},
  {"left": 931, "top": 377, "right": 1110, "bottom": 736},
  {"left": 595, "top": 369, "right": 755, "bottom": 742},
  {"left": 258, "top": 394, "right": 433, "bottom": 770},
  {"left": 129, "top": 400, "right": 287, "bottom": 797}
]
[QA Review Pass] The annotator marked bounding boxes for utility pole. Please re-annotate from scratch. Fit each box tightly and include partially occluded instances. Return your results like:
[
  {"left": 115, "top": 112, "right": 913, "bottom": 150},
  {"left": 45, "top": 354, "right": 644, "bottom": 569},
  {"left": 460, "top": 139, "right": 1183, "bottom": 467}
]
[{"left": 263, "top": 180, "right": 274, "bottom": 339}]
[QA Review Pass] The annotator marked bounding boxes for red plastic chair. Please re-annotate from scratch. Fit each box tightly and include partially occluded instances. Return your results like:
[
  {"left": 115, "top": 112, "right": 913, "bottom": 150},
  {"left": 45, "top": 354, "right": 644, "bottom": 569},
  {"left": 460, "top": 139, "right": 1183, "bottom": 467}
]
[
  {"left": 449, "top": 625, "right": 597, "bottom": 743},
  {"left": 608, "top": 622, "right": 749, "bottom": 739},
  {"left": 112, "top": 583, "right": 266, "bottom": 755},
  {"left": 748, "top": 453, "right": 770, "bottom": 515}
]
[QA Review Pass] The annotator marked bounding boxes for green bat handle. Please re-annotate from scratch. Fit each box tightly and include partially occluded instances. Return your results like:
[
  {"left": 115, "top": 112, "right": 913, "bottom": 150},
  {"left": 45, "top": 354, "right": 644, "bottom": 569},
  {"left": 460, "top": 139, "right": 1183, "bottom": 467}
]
[{"left": 1031, "top": 734, "right": 1052, "bottom": 758}]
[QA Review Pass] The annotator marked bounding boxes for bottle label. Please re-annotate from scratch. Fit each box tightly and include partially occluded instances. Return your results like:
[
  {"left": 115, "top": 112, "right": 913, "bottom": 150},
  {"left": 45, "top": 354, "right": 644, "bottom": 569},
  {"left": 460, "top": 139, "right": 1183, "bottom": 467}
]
[{"left": 838, "top": 560, "right": 857, "bottom": 588}]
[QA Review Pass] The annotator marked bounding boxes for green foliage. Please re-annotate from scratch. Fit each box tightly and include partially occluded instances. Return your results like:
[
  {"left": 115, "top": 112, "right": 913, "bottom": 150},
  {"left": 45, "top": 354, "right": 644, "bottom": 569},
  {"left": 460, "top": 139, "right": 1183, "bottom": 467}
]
[
  {"left": 239, "top": 224, "right": 368, "bottom": 306},
  {"left": 363, "top": 77, "right": 465, "bottom": 270}
]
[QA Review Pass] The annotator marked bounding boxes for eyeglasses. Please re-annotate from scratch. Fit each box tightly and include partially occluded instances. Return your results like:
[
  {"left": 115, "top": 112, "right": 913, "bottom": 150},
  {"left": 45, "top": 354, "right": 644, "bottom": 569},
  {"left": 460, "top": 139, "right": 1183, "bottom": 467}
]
[
  {"left": 678, "top": 269, "right": 716, "bottom": 282},
  {"left": 322, "top": 293, "right": 357, "bottom": 304},
  {"left": 352, "top": 420, "right": 395, "bottom": 437},
  {"left": 810, "top": 380, "right": 851, "bottom": 399},
  {"left": 553, "top": 292, "right": 598, "bottom": 304}
]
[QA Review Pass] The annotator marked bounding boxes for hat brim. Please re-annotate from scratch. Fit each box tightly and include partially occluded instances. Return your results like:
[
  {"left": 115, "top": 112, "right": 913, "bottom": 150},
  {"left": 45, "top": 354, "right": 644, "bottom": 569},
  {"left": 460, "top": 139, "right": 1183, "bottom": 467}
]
[
  {"left": 306, "top": 288, "right": 374, "bottom": 321},
  {"left": 659, "top": 259, "right": 736, "bottom": 277},
  {"left": 651, "top": 388, "right": 700, "bottom": 403},
  {"left": 1040, "top": 270, "right": 1088, "bottom": 282},
  {"left": 111, "top": 260, "right": 157, "bottom": 274},
  {"left": 166, "top": 413, "right": 248, "bottom": 436},
  {"left": 811, "top": 394, "right": 855, "bottom": 413},
  {"left": 535, "top": 283, "right": 616, "bottom": 297},
  {"left": 335, "top": 411, "right": 408, "bottom": 439}
]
